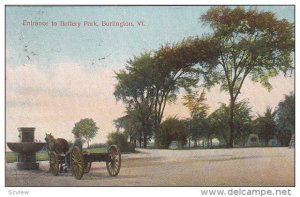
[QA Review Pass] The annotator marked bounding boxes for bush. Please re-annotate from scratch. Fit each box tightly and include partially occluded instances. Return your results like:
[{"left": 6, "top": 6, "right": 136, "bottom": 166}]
[{"left": 107, "top": 132, "right": 135, "bottom": 153}]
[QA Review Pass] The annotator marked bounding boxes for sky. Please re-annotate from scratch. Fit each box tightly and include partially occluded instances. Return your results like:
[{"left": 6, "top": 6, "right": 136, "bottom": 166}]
[{"left": 5, "top": 6, "right": 295, "bottom": 145}]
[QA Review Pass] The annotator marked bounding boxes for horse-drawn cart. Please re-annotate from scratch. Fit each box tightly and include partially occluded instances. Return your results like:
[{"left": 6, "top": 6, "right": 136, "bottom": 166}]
[{"left": 49, "top": 145, "right": 121, "bottom": 180}]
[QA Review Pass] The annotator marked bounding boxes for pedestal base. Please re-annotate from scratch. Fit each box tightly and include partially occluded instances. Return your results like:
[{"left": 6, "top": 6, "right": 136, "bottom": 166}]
[{"left": 17, "top": 162, "right": 39, "bottom": 170}]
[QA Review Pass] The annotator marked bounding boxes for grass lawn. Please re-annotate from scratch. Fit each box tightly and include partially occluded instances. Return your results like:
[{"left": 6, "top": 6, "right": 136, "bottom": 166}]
[
  {"left": 6, "top": 152, "right": 18, "bottom": 163},
  {"left": 6, "top": 151, "right": 49, "bottom": 163},
  {"left": 84, "top": 147, "right": 107, "bottom": 153}
]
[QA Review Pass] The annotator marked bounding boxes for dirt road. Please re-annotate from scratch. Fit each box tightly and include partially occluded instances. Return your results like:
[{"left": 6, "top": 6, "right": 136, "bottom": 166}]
[{"left": 6, "top": 147, "right": 294, "bottom": 186}]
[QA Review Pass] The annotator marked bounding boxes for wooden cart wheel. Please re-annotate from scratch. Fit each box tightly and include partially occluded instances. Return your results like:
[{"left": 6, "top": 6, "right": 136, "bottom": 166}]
[
  {"left": 71, "top": 146, "right": 84, "bottom": 180},
  {"left": 82, "top": 150, "right": 92, "bottom": 173},
  {"left": 106, "top": 145, "right": 121, "bottom": 176},
  {"left": 49, "top": 151, "right": 59, "bottom": 176}
]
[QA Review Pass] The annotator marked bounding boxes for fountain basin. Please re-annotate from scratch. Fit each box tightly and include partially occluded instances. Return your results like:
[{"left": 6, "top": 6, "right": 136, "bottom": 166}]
[
  {"left": 7, "top": 142, "right": 47, "bottom": 170},
  {"left": 7, "top": 142, "right": 46, "bottom": 153}
]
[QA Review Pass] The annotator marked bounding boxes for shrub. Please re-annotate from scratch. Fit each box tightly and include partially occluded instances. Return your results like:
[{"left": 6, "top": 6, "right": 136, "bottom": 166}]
[{"left": 107, "top": 132, "right": 135, "bottom": 152}]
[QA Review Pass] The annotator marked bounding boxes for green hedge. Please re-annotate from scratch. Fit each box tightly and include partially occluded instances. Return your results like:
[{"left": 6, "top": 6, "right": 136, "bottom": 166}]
[{"left": 107, "top": 132, "right": 135, "bottom": 153}]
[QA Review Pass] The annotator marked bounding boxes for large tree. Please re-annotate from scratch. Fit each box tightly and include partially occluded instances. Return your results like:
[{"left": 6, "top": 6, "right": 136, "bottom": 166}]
[
  {"left": 152, "top": 44, "right": 204, "bottom": 145},
  {"left": 200, "top": 6, "right": 294, "bottom": 147},
  {"left": 114, "top": 53, "right": 156, "bottom": 148},
  {"left": 115, "top": 47, "right": 214, "bottom": 147}
]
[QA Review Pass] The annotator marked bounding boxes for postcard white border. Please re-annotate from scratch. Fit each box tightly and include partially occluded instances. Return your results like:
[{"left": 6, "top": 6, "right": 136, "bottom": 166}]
[{"left": 0, "top": 0, "right": 298, "bottom": 196}]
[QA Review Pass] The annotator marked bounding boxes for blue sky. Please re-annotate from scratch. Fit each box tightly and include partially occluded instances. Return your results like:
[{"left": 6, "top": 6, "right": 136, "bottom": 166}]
[
  {"left": 5, "top": 6, "right": 295, "bottom": 144},
  {"left": 6, "top": 6, "right": 211, "bottom": 70},
  {"left": 6, "top": 6, "right": 294, "bottom": 69}
]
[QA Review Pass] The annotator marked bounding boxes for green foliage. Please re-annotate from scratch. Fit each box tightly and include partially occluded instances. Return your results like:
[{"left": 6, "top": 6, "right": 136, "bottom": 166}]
[
  {"left": 157, "top": 117, "right": 187, "bottom": 149},
  {"left": 115, "top": 111, "right": 140, "bottom": 136},
  {"left": 185, "top": 108, "right": 209, "bottom": 146},
  {"left": 114, "top": 6, "right": 294, "bottom": 148},
  {"left": 114, "top": 50, "right": 206, "bottom": 147},
  {"left": 201, "top": 7, "right": 294, "bottom": 89},
  {"left": 208, "top": 103, "right": 229, "bottom": 142},
  {"left": 253, "top": 107, "right": 277, "bottom": 145},
  {"left": 183, "top": 89, "right": 209, "bottom": 117},
  {"left": 208, "top": 101, "right": 252, "bottom": 146},
  {"left": 114, "top": 52, "right": 156, "bottom": 103},
  {"left": 183, "top": 89, "right": 211, "bottom": 147},
  {"left": 114, "top": 52, "right": 156, "bottom": 148},
  {"left": 198, "top": 6, "right": 294, "bottom": 147},
  {"left": 73, "top": 118, "right": 99, "bottom": 148},
  {"left": 107, "top": 132, "right": 135, "bottom": 152},
  {"left": 275, "top": 92, "right": 295, "bottom": 145}
]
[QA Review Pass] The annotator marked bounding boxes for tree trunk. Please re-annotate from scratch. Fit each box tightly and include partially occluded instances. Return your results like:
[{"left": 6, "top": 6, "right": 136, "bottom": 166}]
[
  {"left": 242, "top": 135, "right": 246, "bottom": 147},
  {"left": 228, "top": 97, "right": 235, "bottom": 148},
  {"left": 143, "top": 133, "right": 147, "bottom": 148},
  {"left": 143, "top": 125, "right": 148, "bottom": 148},
  {"left": 139, "top": 136, "right": 142, "bottom": 148},
  {"left": 207, "top": 136, "right": 210, "bottom": 148}
]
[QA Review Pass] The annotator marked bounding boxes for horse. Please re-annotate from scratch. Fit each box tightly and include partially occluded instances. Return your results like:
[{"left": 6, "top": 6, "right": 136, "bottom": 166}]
[{"left": 45, "top": 133, "right": 69, "bottom": 154}]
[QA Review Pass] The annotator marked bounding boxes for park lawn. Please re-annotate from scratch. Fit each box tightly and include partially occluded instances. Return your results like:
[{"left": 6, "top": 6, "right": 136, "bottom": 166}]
[
  {"left": 5, "top": 147, "right": 107, "bottom": 163},
  {"left": 84, "top": 147, "right": 108, "bottom": 153},
  {"left": 6, "top": 151, "right": 49, "bottom": 163},
  {"left": 36, "top": 151, "right": 49, "bottom": 161},
  {"left": 6, "top": 152, "right": 18, "bottom": 163}
]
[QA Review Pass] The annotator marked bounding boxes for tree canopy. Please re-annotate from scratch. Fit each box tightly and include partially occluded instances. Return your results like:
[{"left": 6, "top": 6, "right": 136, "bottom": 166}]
[
  {"left": 199, "top": 6, "right": 294, "bottom": 147},
  {"left": 72, "top": 118, "right": 99, "bottom": 148},
  {"left": 114, "top": 53, "right": 156, "bottom": 147}
]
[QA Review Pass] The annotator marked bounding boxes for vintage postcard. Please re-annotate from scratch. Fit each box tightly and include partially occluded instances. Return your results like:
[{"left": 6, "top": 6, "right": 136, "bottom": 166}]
[{"left": 5, "top": 5, "right": 295, "bottom": 189}]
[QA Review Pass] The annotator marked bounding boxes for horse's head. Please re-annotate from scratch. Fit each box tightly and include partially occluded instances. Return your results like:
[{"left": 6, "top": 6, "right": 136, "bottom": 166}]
[
  {"left": 45, "top": 133, "right": 55, "bottom": 150},
  {"left": 45, "top": 133, "right": 50, "bottom": 142},
  {"left": 45, "top": 133, "right": 54, "bottom": 140}
]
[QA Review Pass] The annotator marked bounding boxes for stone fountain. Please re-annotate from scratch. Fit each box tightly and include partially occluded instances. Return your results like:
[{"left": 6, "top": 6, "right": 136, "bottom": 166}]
[{"left": 7, "top": 127, "right": 46, "bottom": 170}]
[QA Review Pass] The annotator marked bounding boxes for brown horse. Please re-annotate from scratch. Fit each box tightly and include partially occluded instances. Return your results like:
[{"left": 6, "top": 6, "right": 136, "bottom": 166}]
[{"left": 45, "top": 133, "right": 69, "bottom": 154}]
